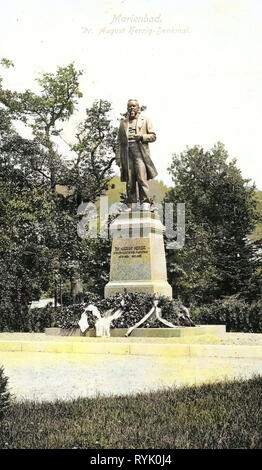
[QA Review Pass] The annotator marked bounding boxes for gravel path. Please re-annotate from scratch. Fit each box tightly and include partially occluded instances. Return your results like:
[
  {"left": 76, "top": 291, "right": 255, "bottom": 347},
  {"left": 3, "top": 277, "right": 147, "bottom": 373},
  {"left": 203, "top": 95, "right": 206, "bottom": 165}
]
[
  {"left": 208, "top": 332, "right": 262, "bottom": 345},
  {"left": 1, "top": 331, "right": 262, "bottom": 402},
  {"left": 1, "top": 351, "right": 262, "bottom": 402}
]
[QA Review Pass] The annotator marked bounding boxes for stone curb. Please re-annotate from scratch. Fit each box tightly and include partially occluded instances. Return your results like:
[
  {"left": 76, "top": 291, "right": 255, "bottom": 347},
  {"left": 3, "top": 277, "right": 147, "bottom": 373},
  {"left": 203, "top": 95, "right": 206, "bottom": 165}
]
[
  {"left": 45, "top": 325, "right": 226, "bottom": 337},
  {"left": 0, "top": 340, "right": 262, "bottom": 358}
]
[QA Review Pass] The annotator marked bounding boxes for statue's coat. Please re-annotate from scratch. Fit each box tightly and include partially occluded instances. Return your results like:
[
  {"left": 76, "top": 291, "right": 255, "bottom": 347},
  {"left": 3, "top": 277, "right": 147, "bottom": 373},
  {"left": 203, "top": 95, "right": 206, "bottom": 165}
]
[{"left": 115, "top": 114, "right": 158, "bottom": 182}]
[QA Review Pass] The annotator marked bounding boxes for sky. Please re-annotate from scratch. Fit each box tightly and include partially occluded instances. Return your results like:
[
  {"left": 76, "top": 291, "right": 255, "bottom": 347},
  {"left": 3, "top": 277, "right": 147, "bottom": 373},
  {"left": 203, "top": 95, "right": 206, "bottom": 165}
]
[{"left": 0, "top": 0, "right": 261, "bottom": 189}]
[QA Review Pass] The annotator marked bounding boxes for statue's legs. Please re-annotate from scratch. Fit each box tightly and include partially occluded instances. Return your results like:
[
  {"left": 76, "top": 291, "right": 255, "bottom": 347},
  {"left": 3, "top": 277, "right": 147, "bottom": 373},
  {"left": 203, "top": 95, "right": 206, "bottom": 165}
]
[
  {"left": 127, "top": 142, "right": 150, "bottom": 205},
  {"left": 126, "top": 152, "right": 137, "bottom": 204}
]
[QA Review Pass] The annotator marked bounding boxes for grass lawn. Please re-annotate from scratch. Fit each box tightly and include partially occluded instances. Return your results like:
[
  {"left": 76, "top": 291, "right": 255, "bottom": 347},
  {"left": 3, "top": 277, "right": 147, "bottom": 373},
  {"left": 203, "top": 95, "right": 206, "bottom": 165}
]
[{"left": 0, "top": 375, "right": 262, "bottom": 449}]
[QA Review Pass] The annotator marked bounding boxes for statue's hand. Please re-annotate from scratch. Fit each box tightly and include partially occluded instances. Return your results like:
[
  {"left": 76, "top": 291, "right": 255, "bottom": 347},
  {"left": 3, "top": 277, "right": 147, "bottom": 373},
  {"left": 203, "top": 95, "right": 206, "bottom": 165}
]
[{"left": 134, "top": 134, "right": 143, "bottom": 142}]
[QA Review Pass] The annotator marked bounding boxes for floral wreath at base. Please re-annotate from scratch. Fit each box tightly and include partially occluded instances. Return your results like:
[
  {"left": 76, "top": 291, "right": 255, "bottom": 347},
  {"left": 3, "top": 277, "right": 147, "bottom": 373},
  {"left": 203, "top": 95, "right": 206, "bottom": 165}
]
[{"left": 77, "top": 296, "right": 194, "bottom": 338}]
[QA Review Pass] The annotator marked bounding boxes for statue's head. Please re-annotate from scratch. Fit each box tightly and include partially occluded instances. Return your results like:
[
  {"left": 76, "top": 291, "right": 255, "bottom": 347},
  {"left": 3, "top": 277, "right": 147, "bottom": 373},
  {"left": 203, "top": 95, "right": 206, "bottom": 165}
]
[{"left": 127, "top": 99, "right": 139, "bottom": 119}]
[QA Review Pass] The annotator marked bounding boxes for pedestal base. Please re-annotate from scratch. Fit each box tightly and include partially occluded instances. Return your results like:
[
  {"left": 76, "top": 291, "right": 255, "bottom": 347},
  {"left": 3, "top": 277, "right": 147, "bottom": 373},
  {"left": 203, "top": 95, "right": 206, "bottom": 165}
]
[
  {"left": 104, "top": 211, "right": 172, "bottom": 299},
  {"left": 105, "top": 280, "right": 172, "bottom": 298}
]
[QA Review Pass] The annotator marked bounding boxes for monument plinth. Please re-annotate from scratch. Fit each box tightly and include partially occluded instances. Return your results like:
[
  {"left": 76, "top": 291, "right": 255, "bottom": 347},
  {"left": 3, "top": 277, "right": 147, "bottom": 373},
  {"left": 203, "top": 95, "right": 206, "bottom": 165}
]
[{"left": 104, "top": 211, "right": 172, "bottom": 298}]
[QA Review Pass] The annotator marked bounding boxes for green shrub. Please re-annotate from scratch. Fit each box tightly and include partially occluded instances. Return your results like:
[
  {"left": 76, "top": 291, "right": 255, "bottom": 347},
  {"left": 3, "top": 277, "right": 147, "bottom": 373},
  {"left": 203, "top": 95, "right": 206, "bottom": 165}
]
[
  {"left": 107, "top": 292, "right": 156, "bottom": 328},
  {"left": 158, "top": 296, "right": 193, "bottom": 326},
  {"left": 0, "top": 366, "right": 11, "bottom": 421},
  {"left": 108, "top": 293, "right": 194, "bottom": 328},
  {"left": 26, "top": 304, "right": 61, "bottom": 332},
  {"left": 0, "top": 303, "right": 61, "bottom": 333},
  {"left": 0, "top": 298, "right": 60, "bottom": 333},
  {"left": 0, "top": 301, "right": 27, "bottom": 332},
  {"left": 56, "top": 303, "right": 98, "bottom": 330},
  {"left": 55, "top": 292, "right": 101, "bottom": 329},
  {"left": 191, "top": 296, "right": 262, "bottom": 332},
  {"left": 54, "top": 292, "right": 194, "bottom": 330}
]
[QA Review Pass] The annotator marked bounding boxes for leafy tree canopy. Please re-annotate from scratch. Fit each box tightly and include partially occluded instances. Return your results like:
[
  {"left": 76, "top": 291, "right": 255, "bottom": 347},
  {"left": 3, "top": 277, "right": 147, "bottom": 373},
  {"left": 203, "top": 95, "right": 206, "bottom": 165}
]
[{"left": 165, "top": 142, "right": 261, "bottom": 304}]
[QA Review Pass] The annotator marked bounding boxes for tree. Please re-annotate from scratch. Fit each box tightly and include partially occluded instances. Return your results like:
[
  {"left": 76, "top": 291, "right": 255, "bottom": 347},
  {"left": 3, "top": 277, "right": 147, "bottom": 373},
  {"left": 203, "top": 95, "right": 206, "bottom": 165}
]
[
  {"left": 0, "top": 62, "right": 83, "bottom": 191},
  {"left": 165, "top": 142, "right": 261, "bottom": 304},
  {"left": 0, "top": 63, "right": 117, "bottom": 203},
  {"left": 0, "top": 366, "right": 10, "bottom": 420},
  {"left": 79, "top": 237, "right": 111, "bottom": 297},
  {"left": 0, "top": 153, "right": 55, "bottom": 329},
  {"left": 0, "top": 61, "right": 119, "bottom": 321},
  {"left": 66, "top": 99, "right": 118, "bottom": 204},
  {"left": 0, "top": 61, "right": 56, "bottom": 328}
]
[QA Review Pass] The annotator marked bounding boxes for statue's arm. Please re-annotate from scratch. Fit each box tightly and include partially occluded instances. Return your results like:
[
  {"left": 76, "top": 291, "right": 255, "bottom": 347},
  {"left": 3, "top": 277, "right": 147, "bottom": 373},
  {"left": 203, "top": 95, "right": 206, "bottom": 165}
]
[{"left": 142, "top": 118, "right": 156, "bottom": 143}]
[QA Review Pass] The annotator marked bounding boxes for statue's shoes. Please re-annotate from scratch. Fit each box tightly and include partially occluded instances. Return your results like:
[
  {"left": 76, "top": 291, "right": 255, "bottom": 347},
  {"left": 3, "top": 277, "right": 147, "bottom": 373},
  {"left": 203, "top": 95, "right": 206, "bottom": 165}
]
[
  {"left": 140, "top": 202, "right": 151, "bottom": 211},
  {"left": 133, "top": 203, "right": 141, "bottom": 212},
  {"left": 150, "top": 203, "right": 158, "bottom": 213}
]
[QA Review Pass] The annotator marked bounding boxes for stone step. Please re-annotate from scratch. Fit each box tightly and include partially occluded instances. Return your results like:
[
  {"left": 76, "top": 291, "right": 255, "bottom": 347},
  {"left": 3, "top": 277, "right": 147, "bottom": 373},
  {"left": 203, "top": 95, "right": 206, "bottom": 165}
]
[
  {"left": 45, "top": 325, "right": 226, "bottom": 338},
  {"left": 0, "top": 339, "right": 261, "bottom": 358}
]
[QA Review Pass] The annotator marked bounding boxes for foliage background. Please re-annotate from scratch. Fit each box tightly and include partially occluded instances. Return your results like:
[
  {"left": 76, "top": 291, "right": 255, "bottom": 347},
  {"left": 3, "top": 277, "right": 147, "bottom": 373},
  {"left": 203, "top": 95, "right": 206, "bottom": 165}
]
[{"left": 0, "top": 61, "right": 261, "bottom": 333}]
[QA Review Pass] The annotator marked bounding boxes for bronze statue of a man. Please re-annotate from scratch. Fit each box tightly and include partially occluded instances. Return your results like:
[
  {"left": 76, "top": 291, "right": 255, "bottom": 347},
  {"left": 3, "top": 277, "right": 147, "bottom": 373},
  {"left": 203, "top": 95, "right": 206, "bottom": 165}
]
[{"left": 115, "top": 99, "right": 158, "bottom": 211}]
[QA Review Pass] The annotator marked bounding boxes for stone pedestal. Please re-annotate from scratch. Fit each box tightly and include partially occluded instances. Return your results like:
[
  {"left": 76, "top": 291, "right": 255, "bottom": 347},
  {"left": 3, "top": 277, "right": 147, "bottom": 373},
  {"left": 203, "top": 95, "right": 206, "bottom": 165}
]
[{"left": 104, "top": 211, "right": 172, "bottom": 298}]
